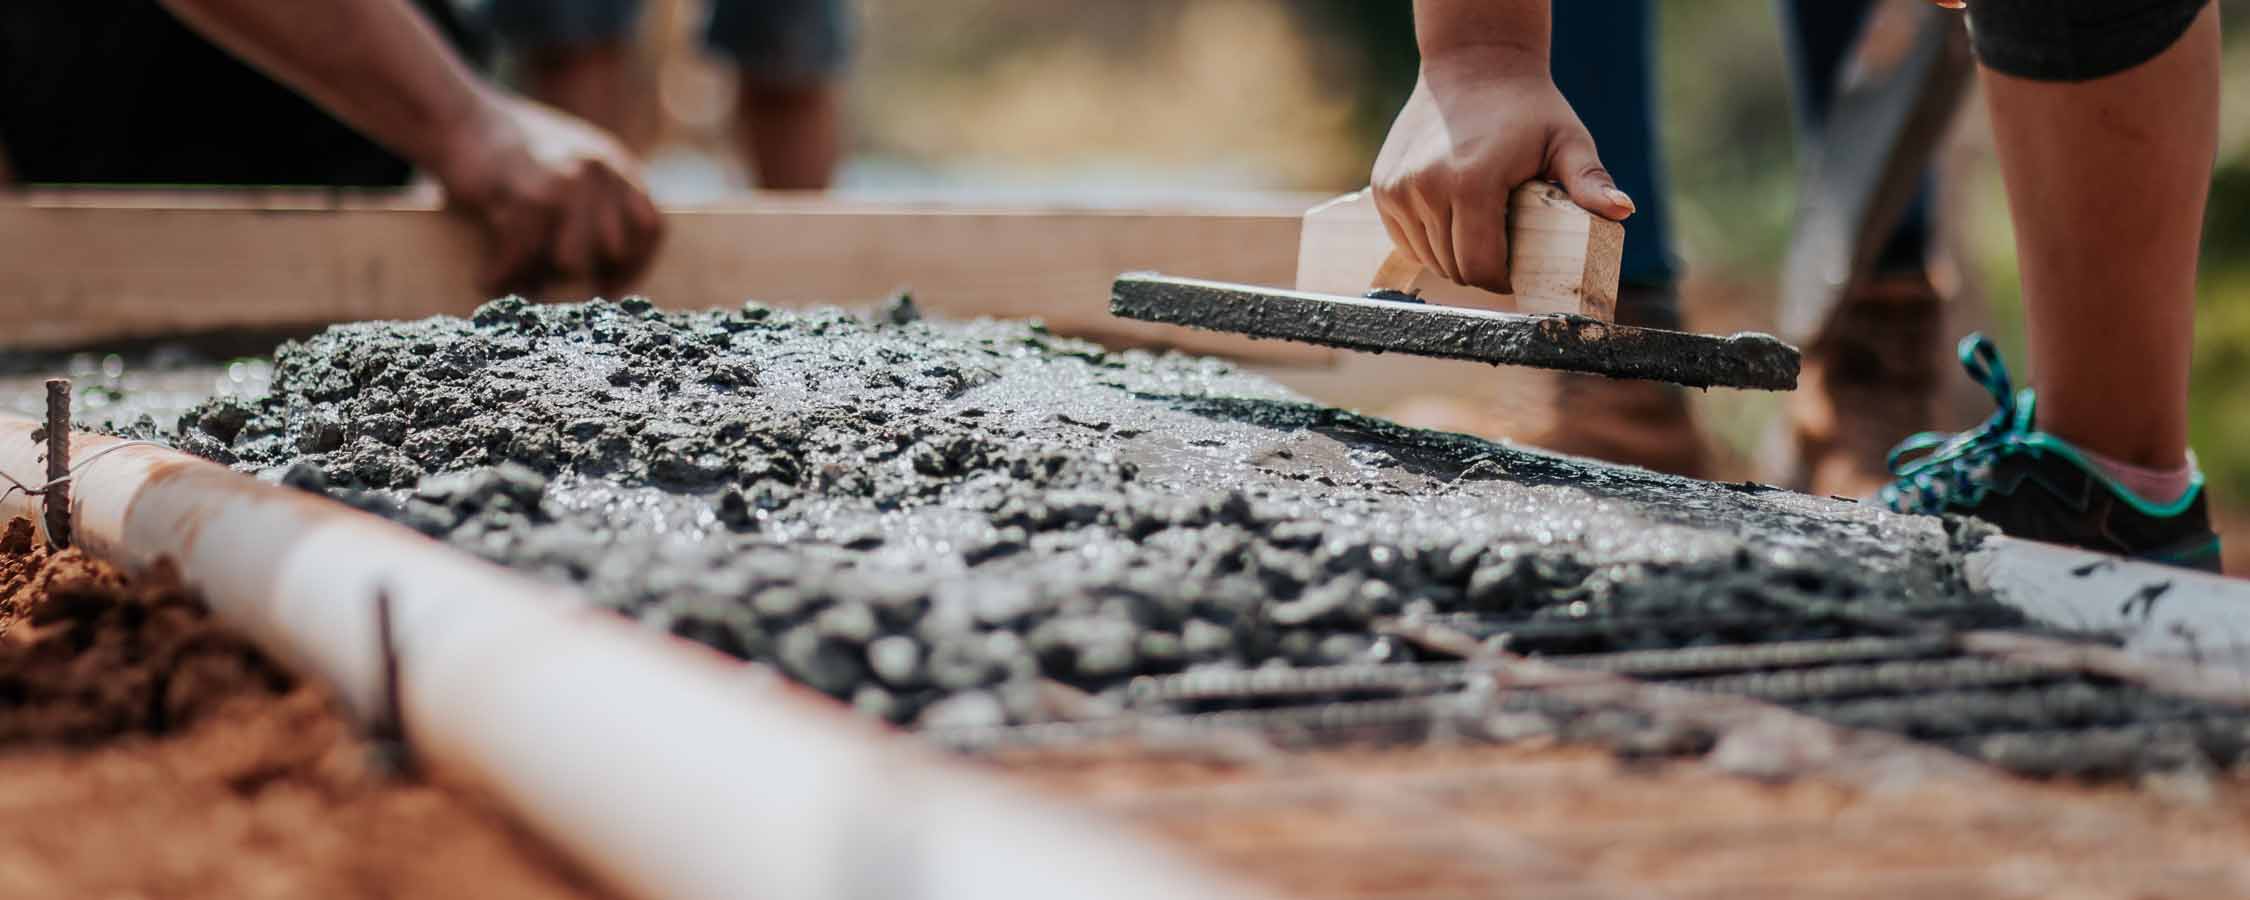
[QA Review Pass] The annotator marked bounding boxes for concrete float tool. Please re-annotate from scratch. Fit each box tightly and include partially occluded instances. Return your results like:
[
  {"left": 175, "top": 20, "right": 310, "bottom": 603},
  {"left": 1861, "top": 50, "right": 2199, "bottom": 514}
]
[{"left": 1111, "top": 182, "right": 1802, "bottom": 391}]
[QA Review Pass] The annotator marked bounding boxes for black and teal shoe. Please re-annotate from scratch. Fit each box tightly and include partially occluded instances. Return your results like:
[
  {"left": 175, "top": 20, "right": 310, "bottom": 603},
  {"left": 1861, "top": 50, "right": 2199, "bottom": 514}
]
[{"left": 1879, "top": 334, "right": 2222, "bottom": 573}]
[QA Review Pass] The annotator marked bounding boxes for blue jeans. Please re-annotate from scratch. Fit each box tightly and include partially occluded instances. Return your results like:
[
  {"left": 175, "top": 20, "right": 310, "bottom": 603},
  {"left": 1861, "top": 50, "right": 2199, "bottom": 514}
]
[{"left": 1551, "top": 0, "right": 1936, "bottom": 294}]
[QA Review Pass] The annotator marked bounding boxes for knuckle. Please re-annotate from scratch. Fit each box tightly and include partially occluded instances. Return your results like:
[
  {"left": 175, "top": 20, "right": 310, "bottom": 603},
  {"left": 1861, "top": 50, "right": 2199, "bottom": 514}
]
[
  {"left": 1405, "top": 171, "right": 1451, "bottom": 205},
  {"left": 1372, "top": 179, "right": 1411, "bottom": 210}
]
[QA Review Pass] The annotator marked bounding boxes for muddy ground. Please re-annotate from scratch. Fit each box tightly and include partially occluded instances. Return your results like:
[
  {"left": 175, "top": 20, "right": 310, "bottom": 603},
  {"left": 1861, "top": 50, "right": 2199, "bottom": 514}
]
[
  {"left": 147, "top": 297, "right": 2033, "bottom": 734},
  {"left": 0, "top": 517, "right": 608, "bottom": 899}
]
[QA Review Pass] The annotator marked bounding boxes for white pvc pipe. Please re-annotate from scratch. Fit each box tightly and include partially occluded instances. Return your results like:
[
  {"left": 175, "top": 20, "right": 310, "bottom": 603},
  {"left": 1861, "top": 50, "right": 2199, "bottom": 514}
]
[
  {"left": 0, "top": 418, "right": 1258, "bottom": 900},
  {"left": 1968, "top": 536, "right": 2250, "bottom": 672}
]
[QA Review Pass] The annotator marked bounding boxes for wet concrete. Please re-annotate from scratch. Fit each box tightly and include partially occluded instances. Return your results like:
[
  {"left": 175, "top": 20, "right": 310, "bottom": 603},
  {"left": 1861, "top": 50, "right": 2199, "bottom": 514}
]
[
  {"left": 161, "top": 297, "right": 1997, "bottom": 728},
  {"left": 1111, "top": 274, "right": 1801, "bottom": 390}
]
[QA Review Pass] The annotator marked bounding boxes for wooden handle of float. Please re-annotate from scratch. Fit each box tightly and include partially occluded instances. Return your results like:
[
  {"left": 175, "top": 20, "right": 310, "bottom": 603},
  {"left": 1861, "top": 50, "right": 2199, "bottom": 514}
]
[
  {"left": 1298, "top": 181, "right": 1623, "bottom": 320},
  {"left": 1370, "top": 248, "right": 1425, "bottom": 295}
]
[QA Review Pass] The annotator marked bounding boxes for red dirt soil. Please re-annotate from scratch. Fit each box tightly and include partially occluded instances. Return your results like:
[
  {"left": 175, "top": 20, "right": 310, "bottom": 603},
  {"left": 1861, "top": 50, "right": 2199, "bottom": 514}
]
[
  {"left": 0, "top": 517, "right": 611, "bottom": 900},
  {"left": 996, "top": 739, "right": 2250, "bottom": 899}
]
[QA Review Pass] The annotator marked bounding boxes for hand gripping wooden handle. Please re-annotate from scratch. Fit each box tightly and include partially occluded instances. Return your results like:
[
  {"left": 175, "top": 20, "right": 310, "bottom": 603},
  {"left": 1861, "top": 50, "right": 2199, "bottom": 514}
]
[{"left": 1297, "top": 182, "right": 1622, "bottom": 321}]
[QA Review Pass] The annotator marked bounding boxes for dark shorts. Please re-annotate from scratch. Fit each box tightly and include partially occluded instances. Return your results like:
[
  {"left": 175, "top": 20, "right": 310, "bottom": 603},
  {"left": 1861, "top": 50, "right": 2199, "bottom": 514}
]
[
  {"left": 488, "top": 0, "right": 852, "bottom": 85},
  {"left": 1965, "top": 0, "right": 2210, "bottom": 82}
]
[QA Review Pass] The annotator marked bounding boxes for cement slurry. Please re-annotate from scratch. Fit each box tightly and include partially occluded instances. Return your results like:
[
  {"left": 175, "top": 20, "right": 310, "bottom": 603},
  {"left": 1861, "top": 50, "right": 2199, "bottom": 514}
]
[{"left": 167, "top": 297, "right": 2011, "bottom": 729}]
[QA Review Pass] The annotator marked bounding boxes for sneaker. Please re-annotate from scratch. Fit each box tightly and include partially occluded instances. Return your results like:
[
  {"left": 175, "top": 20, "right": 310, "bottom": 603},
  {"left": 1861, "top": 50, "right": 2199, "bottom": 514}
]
[{"left": 1879, "top": 334, "right": 2222, "bottom": 573}]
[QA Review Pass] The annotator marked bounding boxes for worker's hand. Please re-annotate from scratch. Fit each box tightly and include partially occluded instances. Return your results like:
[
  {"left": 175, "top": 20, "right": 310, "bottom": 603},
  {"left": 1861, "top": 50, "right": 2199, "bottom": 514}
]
[
  {"left": 433, "top": 93, "right": 664, "bottom": 297},
  {"left": 1372, "top": 60, "right": 1632, "bottom": 293}
]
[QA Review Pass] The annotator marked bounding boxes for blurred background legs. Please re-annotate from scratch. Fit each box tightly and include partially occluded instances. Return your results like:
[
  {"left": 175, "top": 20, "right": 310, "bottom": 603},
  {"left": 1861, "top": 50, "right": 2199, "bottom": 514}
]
[
  {"left": 708, "top": 0, "right": 848, "bottom": 190},
  {"left": 1530, "top": 0, "right": 1714, "bottom": 478},
  {"left": 733, "top": 79, "right": 840, "bottom": 190},
  {"left": 519, "top": 41, "right": 654, "bottom": 150},
  {"left": 491, "top": 0, "right": 657, "bottom": 149},
  {"left": 1766, "top": 0, "right": 1956, "bottom": 499},
  {"left": 490, "top": 0, "right": 848, "bottom": 190},
  {"left": 1500, "top": 0, "right": 1956, "bottom": 485}
]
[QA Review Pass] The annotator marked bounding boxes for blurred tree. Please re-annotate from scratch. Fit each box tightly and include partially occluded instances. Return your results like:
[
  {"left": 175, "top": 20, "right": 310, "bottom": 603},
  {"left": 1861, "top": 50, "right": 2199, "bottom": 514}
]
[{"left": 1292, "top": 2, "right": 1419, "bottom": 157}]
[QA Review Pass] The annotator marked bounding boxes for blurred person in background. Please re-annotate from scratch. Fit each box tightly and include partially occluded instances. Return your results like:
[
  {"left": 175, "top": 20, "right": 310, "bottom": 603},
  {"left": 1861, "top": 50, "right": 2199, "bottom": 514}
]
[
  {"left": 490, "top": 0, "right": 851, "bottom": 190},
  {"left": 0, "top": 0, "right": 663, "bottom": 294},
  {"left": 1376, "top": 0, "right": 2223, "bottom": 570},
  {"left": 1441, "top": 0, "right": 1949, "bottom": 494}
]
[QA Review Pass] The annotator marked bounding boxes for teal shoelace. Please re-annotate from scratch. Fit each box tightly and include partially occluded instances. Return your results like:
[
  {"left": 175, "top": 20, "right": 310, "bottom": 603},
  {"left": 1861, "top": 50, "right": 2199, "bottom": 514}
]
[{"left": 1878, "top": 334, "right": 2036, "bottom": 515}]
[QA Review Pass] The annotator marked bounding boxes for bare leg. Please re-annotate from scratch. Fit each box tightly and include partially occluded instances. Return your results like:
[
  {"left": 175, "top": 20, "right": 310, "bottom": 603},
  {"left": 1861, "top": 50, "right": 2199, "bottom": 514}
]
[
  {"left": 734, "top": 78, "right": 840, "bottom": 190},
  {"left": 520, "top": 42, "right": 653, "bottom": 152},
  {"left": 1981, "top": 4, "right": 2218, "bottom": 468}
]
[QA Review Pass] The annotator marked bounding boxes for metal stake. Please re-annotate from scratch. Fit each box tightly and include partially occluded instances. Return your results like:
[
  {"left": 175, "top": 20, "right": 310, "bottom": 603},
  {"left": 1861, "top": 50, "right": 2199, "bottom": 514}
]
[
  {"left": 370, "top": 586, "right": 417, "bottom": 778},
  {"left": 42, "top": 378, "right": 70, "bottom": 549}
]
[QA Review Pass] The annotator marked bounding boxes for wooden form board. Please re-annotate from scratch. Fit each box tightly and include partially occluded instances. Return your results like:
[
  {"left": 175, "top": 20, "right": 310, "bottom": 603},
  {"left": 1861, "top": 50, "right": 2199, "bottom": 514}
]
[
  {"left": 0, "top": 191, "right": 1332, "bottom": 365},
  {"left": 1295, "top": 183, "right": 1622, "bottom": 320}
]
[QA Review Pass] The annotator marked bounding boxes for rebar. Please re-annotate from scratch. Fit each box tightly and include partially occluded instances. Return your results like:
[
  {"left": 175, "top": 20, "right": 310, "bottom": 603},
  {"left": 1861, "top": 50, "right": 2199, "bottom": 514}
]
[
  {"left": 1667, "top": 657, "right": 2062, "bottom": 704},
  {"left": 1430, "top": 610, "right": 1919, "bottom": 656},
  {"left": 1548, "top": 635, "right": 1958, "bottom": 679},
  {"left": 41, "top": 378, "right": 70, "bottom": 549},
  {"left": 1125, "top": 662, "right": 1488, "bottom": 707}
]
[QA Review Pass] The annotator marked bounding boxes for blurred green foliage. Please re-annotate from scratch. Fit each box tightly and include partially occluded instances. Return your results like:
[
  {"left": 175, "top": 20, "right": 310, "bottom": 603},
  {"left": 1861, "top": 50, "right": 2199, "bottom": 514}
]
[
  {"left": 2190, "top": 164, "right": 2250, "bottom": 505},
  {"left": 1295, "top": 2, "right": 1420, "bottom": 143}
]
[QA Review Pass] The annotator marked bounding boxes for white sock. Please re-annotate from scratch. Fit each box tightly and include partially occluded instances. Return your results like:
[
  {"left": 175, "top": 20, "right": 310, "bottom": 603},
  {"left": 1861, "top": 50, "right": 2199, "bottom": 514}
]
[{"left": 2083, "top": 448, "right": 2197, "bottom": 506}]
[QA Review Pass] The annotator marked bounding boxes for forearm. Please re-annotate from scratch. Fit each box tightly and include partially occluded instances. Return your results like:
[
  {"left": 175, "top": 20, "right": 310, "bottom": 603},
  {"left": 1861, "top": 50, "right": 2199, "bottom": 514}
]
[
  {"left": 156, "top": 0, "right": 497, "bottom": 175},
  {"left": 1412, "top": 0, "right": 1551, "bottom": 73}
]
